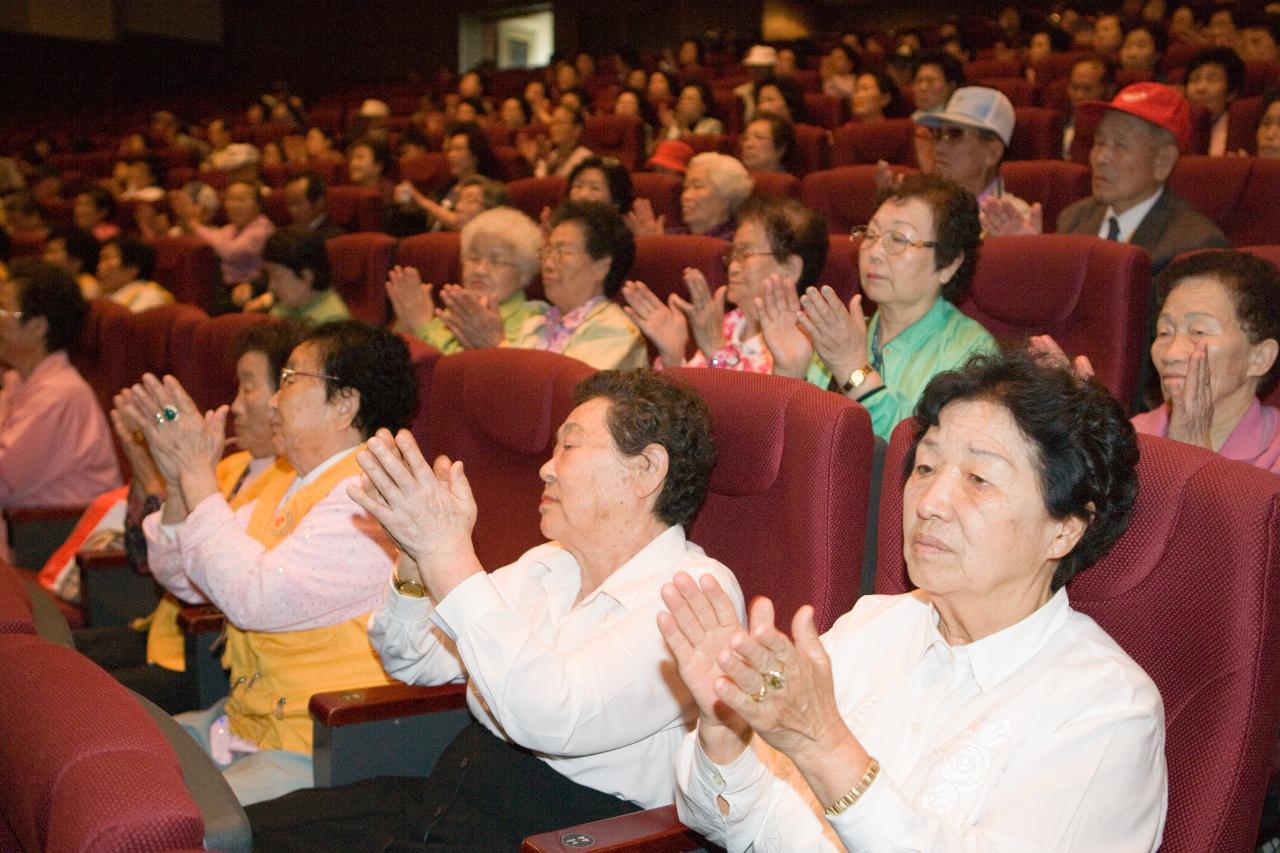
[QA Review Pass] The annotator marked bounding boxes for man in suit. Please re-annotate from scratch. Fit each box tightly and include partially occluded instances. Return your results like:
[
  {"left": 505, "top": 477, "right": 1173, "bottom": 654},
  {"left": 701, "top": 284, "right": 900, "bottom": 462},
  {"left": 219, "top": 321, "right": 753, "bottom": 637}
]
[
  {"left": 984, "top": 82, "right": 1228, "bottom": 274},
  {"left": 284, "top": 172, "right": 344, "bottom": 244}
]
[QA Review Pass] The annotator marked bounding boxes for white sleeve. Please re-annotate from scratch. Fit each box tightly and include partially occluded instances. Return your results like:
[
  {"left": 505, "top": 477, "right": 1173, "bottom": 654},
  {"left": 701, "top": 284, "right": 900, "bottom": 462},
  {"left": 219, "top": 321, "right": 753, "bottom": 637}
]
[{"left": 366, "top": 580, "right": 467, "bottom": 686}]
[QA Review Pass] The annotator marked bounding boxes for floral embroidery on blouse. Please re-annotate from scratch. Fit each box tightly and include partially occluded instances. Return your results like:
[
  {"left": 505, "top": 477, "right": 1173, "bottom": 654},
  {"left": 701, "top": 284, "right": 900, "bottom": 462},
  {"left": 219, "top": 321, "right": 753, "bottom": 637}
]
[{"left": 531, "top": 295, "right": 608, "bottom": 354}]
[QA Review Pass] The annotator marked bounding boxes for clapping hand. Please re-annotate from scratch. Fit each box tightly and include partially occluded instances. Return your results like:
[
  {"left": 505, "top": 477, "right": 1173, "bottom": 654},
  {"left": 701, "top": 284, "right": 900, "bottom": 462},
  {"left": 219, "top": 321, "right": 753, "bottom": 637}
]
[
  {"left": 623, "top": 198, "right": 666, "bottom": 237},
  {"left": 670, "top": 268, "right": 727, "bottom": 358},
  {"left": 117, "top": 373, "right": 226, "bottom": 508},
  {"left": 980, "top": 196, "right": 1043, "bottom": 236},
  {"left": 386, "top": 265, "right": 436, "bottom": 333},
  {"left": 622, "top": 279, "right": 690, "bottom": 368},
  {"left": 798, "top": 287, "right": 868, "bottom": 384},
  {"left": 439, "top": 285, "right": 505, "bottom": 349},
  {"left": 757, "top": 275, "right": 813, "bottom": 378}
]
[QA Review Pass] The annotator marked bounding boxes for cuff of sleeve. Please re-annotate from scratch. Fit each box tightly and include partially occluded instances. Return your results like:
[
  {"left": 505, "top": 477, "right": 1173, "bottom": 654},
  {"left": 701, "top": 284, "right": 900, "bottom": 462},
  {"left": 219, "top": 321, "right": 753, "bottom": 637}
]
[
  {"left": 823, "top": 762, "right": 908, "bottom": 846},
  {"left": 432, "top": 571, "right": 503, "bottom": 641},
  {"left": 382, "top": 576, "right": 438, "bottom": 620},
  {"left": 175, "top": 492, "right": 235, "bottom": 548}
]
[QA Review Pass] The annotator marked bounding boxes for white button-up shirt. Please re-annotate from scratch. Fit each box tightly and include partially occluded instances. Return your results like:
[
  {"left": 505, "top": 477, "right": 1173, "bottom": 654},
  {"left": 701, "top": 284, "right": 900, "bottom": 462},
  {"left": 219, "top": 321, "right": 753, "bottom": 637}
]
[
  {"left": 368, "top": 524, "right": 745, "bottom": 810},
  {"left": 677, "top": 588, "right": 1167, "bottom": 852}
]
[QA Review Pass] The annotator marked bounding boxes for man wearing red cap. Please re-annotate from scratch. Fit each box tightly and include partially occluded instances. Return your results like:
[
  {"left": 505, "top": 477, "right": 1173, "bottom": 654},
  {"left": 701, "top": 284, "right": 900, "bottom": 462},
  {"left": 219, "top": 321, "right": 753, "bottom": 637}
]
[{"left": 985, "top": 82, "right": 1227, "bottom": 273}]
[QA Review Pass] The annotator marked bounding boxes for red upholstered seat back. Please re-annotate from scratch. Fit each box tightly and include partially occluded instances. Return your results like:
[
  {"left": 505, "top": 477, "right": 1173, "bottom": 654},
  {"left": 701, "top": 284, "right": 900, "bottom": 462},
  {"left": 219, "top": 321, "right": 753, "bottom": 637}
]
[
  {"left": 396, "top": 231, "right": 463, "bottom": 287},
  {"left": 749, "top": 170, "right": 800, "bottom": 199},
  {"left": 0, "top": 632, "right": 205, "bottom": 852},
  {"left": 72, "top": 298, "right": 138, "bottom": 414},
  {"left": 506, "top": 175, "right": 567, "bottom": 221},
  {"left": 875, "top": 423, "right": 1280, "bottom": 853},
  {"left": 1007, "top": 107, "right": 1065, "bottom": 160},
  {"left": 325, "top": 185, "right": 386, "bottom": 233},
  {"left": 818, "top": 234, "right": 863, "bottom": 306},
  {"left": 959, "top": 235, "right": 1150, "bottom": 406},
  {"left": 0, "top": 561, "right": 36, "bottom": 635},
  {"left": 398, "top": 153, "right": 453, "bottom": 197},
  {"left": 965, "top": 58, "right": 1021, "bottom": 79},
  {"left": 424, "top": 349, "right": 595, "bottom": 570},
  {"left": 127, "top": 302, "right": 207, "bottom": 381},
  {"left": 1226, "top": 96, "right": 1264, "bottom": 154},
  {"left": 152, "top": 235, "right": 222, "bottom": 312},
  {"left": 630, "top": 172, "right": 685, "bottom": 230},
  {"left": 999, "top": 160, "right": 1091, "bottom": 229},
  {"left": 803, "top": 93, "right": 848, "bottom": 130},
  {"left": 629, "top": 234, "right": 730, "bottom": 305},
  {"left": 326, "top": 232, "right": 395, "bottom": 325},
  {"left": 831, "top": 119, "right": 919, "bottom": 167},
  {"left": 582, "top": 114, "right": 646, "bottom": 171},
  {"left": 800, "top": 165, "right": 917, "bottom": 235},
  {"left": 977, "top": 76, "right": 1036, "bottom": 108},
  {"left": 399, "top": 334, "right": 441, "bottom": 446},
  {"left": 174, "top": 312, "right": 279, "bottom": 413},
  {"left": 669, "top": 369, "right": 874, "bottom": 631},
  {"left": 1167, "top": 156, "right": 1280, "bottom": 247},
  {"left": 789, "top": 123, "right": 832, "bottom": 177}
]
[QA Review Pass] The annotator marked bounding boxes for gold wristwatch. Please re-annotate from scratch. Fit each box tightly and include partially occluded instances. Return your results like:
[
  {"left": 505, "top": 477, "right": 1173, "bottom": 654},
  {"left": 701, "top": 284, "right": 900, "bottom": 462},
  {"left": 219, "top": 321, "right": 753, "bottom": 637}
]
[
  {"left": 840, "top": 363, "right": 874, "bottom": 395},
  {"left": 393, "top": 569, "right": 427, "bottom": 598}
]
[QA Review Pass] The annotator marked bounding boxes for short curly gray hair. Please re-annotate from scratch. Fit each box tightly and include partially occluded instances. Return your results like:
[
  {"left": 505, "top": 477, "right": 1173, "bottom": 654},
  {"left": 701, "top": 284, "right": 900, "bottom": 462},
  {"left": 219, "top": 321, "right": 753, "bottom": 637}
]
[
  {"left": 687, "top": 152, "right": 754, "bottom": 214},
  {"left": 461, "top": 207, "right": 543, "bottom": 284}
]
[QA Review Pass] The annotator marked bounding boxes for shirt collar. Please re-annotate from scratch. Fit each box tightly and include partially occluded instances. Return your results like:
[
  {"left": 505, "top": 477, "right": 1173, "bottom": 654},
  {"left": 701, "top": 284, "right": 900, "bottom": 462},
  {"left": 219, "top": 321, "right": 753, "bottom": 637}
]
[
  {"left": 1104, "top": 185, "right": 1164, "bottom": 243},
  {"left": 5, "top": 350, "right": 71, "bottom": 396},
  {"left": 544, "top": 294, "right": 605, "bottom": 332},
  {"left": 537, "top": 525, "right": 693, "bottom": 613},
  {"left": 1218, "top": 398, "right": 1277, "bottom": 463},
  {"left": 910, "top": 586, "right": 1071, "bottom": 693},
  {"left": 871, "top": 297, "right": 954, "bottom": 353}
]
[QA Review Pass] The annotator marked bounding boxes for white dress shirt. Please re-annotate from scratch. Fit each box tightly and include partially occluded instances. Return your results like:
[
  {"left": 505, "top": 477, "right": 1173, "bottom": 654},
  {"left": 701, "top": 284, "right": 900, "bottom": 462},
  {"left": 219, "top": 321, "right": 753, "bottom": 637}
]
[
  {"left": 676, "top": 588, "right": 1167, "bottom": 852},
  {"left": 1097, "top": 187, "right": 1163, "bottom": 243},
  {"left": 368, "top": 524, "right": 745, "bottom": 810},
  {"left": 143, "top": 448, "right": 397, "bottom": 632}
]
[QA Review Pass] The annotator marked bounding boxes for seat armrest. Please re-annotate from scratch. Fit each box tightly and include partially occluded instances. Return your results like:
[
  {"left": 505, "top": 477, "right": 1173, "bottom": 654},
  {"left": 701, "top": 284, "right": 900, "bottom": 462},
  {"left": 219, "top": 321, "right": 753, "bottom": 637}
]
[
  {"left": 310, "top": 682, "right": 471, "bottom": 788},
  {"left": 178, "top": 605, "right": 229, "bottom": 707},
  {"left": 78, "top": 547, "right": 160, "bottom": 627},
  {"left": 520, "top": 805, "right": 715, "bottom": 853},
  {"left": 5, "top": 504, "right": 87, "bottom": 570}
]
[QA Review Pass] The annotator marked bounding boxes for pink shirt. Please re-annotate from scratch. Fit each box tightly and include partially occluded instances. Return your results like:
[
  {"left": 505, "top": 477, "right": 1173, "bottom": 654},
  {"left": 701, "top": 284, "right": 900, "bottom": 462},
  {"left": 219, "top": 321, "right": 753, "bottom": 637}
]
[
  {"left": 0, "top": 351, "right": 121, "bottom": 507},
  {"left": 681, "top": 307, "right": 773, "bottom": 373},
  {"left": 1131, "top": 398, "right": 1280, "bottom": 474},
  {"left": 192, "top": 214, "right": 276, "bottom": 285}
]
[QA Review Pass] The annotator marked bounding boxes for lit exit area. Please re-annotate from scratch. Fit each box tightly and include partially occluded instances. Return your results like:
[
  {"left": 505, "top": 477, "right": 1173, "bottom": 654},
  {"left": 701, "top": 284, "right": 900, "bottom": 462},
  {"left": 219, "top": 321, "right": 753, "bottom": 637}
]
[{"left": 458, "top": 6, "right": 553, "bottom": 72}]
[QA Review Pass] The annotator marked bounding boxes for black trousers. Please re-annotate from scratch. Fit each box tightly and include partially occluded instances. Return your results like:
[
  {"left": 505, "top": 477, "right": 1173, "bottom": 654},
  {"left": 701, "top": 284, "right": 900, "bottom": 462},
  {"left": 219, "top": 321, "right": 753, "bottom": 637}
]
[
  {"left": 72, "top": 625, "right": 200, "bottom": 714},
  {"left": 247, "top": 720, "right": 641, "bottom": 853}
]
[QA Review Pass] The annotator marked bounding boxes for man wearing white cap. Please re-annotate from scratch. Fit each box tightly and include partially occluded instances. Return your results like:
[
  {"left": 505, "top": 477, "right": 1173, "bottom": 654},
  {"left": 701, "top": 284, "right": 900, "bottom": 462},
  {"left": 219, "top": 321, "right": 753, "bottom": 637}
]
[
  {"left": 915, "top": 86, "right": 1030, "bottom": 221},
  {"left": 984, "top": 82, "right": 1227, "bottom": 274},
  {"left": 736, "top": 45, "right": 778, "bottom": 123}
]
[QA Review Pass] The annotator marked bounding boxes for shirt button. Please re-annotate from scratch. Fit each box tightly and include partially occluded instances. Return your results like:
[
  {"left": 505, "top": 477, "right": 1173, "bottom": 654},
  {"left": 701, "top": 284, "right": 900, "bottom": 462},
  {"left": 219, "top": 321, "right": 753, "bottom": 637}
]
[{"left": 712, "top": 772, "right": 724, "bottom": 786}]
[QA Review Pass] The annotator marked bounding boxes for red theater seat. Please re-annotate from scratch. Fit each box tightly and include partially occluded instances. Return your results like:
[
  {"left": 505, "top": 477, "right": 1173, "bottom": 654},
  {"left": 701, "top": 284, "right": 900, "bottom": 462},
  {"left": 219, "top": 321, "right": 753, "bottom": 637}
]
[
  {"left": 326, "top": 232, "right": 396, "bottom": 325},
  {"left": 173, "top": 312, "right": 279, "bottom": 413},
  {"left": 325, "top": 186, "right": 387, "bottom": 233},
  {"left": 999, "top": 159, "right": 1091, "bottom": 229},
  {"left": 749, "top": 170, "right": 800, "bottom": 198},
  {"left": 831, "top": 119, "right": 919, "bottom": 167},
  {"left": 1008, "top": 107, "right": 1065, "bottom": 160},
  {"left": 630, "top": 172, "right": 685, "bottom": 230},
  {"left": 395, "top": 231, "right": 462, "bottom": 288},
  {"left": 628, "top": 234, "right": 730, "bottom": 306},
  {"left": 1167, "top": 156, "right": 1280, "bottom": 247},
  {"left": 398, "top": 153, "right": 452, "bottom": 197},
  {"left": 789, "top": 123, "right": 832, "bottom": 176},
  {"left": 800, "top": 165, "right": 917, "bottom": 235},
  {"left": 803, "top": 93, "right": 849, "bottom": 130},
  {"left": 582, "top": 114, "right": 646, "bottom": 171},
  {"left": 505, "top": 175, "right": 567, "bottom": 221},
  {"left": 977, "top": 76, "right": 1037, "bottom": 108},
  {"left": 152, "top": 234, "right": 222, "bottom": 312}
]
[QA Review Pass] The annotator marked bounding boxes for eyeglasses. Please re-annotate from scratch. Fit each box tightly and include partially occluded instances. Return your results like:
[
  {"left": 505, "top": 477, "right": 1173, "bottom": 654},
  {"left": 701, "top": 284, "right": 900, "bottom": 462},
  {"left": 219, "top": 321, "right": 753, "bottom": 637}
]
[
  {"left": 928, "top": 125, "right": 972, "bottom": 144},
  {"left": 722, "top": 246, "right": 775, "bottom": 268},
  {"left": 851, "top": 226, "right": 938, "bottom": 255},
  {"left": 538, "top": 244, "right": 586, "bottom": 262},
  {"left": 279, "top": 367, "right": 338, "bottom": 388},
  {"left": 461, "top": 253, "right": 518, "bottom": 268},
  {"left": 0, "top": 309, "right": 24, "bottom": 322}
]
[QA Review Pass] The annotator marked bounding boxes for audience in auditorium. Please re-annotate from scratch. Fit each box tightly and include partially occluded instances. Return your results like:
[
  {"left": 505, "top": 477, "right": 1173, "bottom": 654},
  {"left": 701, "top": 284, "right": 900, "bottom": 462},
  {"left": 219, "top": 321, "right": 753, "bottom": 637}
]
[
  {"left": 283, "top": 172, "right": 343, "bottom": 242},
  {"left": 660, "top": 80, "right": 724, "bottom": 140},
  {"left": 398, "top": 122, "right": 503, "bottom": 231},
  {"left": 246, "top": 226, "right": 349, "bottom": 324},
  {"left": 523, "top": 104, "right": 594, "bottom": 178},
  {"left": 172, "top": 179, "right": 276, "bottom": 310},
  {"left": 95, "top": 236, "right": 174, "bottom": 312},
  {"left": 126, "top": 320, "right": 414, "bottom": 805},
  {"left": 738, "top": 113, "right": 794, "bottom": 173},
  {"left": 1062, "top": 54, "right": 1115, "bottom": 158},
  {"left": 630, "top": 152, "right": 753, "bottom": 240},
  {"left": 1258, "top": 89, "right": 1280, "bottom": 158}
]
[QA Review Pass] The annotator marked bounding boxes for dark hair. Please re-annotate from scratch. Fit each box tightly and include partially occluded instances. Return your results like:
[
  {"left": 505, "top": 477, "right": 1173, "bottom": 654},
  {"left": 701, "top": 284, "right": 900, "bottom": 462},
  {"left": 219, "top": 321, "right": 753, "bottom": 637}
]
[
  {"left": 1123, "top": 23, "right": 1168, "bottom": 59},
  {"left": 83, "top": 187, "right": 116, "bottom": 218},
  {"left": 303, "top": 320, "right": 417, "bottom": 438},
  {"left": 236, "top": 318, "right": 309, "bottom": 391},
  {"left": 457, "top": 95, "right": 489, "bottom": 117},
  {"left": 754, "top": 75, "right": 808, "bottom": 124},
  {"left": 1187, "top": 46, "right": 1246, "bottom": 97},
  {"left": 858, "top": 70, "right": 902, "bottom": 117},
  {"left": 263, "top": 225, "right": 331, "bottom": 291},
  {"left": 878, "top": 172, "right": 980, "bottom": 302},
  {"left": 746, "top": 112, "right": 795, "bottom": 162},
  {"left": 1155, "top": 250, "right": 1280, "bottom": 395},
  {"left": 548, "top": 200, "right": 635, "bottom": 297},
  {"left": 444, "top": 121, "right": 504, "bottom": 180},
  {"left": 7, "top": 259, "right": 89, "bottom": 353},
  {"left": 573, "top": 369, "right": 716, "bottom": 527},
  {"left": 1032, "top": 26, "right": 1074, "bottom": 53},
  {"left": 737, "top": 195, "right": 829, "bottom": 289},
  {"left": 348, "top": 137, "right": 390, "bottom": 171},
  {"left": 568, "top": 156, "right": 635, "bottom": 214},
  {"left": 130, "top": 155, "right": 166, "bottom": 188},
  {"left": 677, "top": 37, "right": 705, "bottom": 67},
  {"left": 914, "top": 49, "right": 967, "bottom": 86},
  {"left": 289, "top": 171, "right": 327, "bottom": 202},
  {"left": 49, "top": 226, "right": 100, "bottom": 272},
  {"left": 1072, "top": 53, "right": 1117, "bottom": 87},
  {"left": 908, "top": 350, "right": 1139, "bottom": 590},
  {"left": 109, "top": 236, "right": 154, "bottom": 280},
  {"left": 505, "top": 96, "right": 534, "bottom": 124},
  {"left": 617, "top": 86, "right": 661, "bottom": 130},
  {"left": 678, "top": 80, "right": 717, "bottom": 126}
]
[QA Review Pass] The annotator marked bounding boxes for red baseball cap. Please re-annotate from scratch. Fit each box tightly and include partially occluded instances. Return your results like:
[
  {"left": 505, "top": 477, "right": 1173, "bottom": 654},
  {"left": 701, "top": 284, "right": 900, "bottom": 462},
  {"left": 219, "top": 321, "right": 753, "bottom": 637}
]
[{"left": 1076, "top": 82, "right": 1192, "bottom": 152}]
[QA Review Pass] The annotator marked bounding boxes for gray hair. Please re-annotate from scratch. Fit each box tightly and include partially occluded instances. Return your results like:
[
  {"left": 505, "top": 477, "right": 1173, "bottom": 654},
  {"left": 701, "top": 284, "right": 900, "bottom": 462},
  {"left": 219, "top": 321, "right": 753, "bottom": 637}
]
[
  {"left": 460, "top": 206, "right": 544, "bottom": 285},
  {"left": 688, "top": 152, "right": 755, "bottom": 214}
]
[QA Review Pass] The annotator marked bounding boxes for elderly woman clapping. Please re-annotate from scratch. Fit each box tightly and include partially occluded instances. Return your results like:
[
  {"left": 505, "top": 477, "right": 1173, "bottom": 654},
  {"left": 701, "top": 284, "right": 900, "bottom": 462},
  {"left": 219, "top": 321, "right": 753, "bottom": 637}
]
[
  {"left": 246, "top": 370, "right": 746, "bottom": 851},
  {"left": 661, "top": 351, "right": 1167, "bottom": 851},
  {"left": 387, "top": 207, "right": 546, "bottom": 353},
  {"left": 628, "top": 152, "right": 753, "bottom": 241}
]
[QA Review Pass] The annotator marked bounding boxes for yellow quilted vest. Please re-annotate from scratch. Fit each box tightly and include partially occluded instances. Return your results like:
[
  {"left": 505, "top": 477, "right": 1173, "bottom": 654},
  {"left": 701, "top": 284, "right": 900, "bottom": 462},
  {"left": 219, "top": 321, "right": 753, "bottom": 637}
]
[{"left": 220, "top": 446, "right": 393, "bottom": 754}]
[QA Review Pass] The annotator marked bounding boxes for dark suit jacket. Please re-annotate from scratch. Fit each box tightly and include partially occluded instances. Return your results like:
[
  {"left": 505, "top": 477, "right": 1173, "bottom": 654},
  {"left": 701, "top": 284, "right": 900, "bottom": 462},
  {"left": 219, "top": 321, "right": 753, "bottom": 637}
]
[{"left": 1055, "top": 186, "right": 1230, "bottom": 274}]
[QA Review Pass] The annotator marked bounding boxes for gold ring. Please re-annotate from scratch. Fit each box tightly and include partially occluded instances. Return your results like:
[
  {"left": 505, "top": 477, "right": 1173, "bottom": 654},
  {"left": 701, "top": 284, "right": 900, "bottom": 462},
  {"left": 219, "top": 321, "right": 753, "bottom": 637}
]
[
  {"left": 764, "top": 669, "right": 786, "bottom": 690},
  {"left": 751, "top": 683, "right": 768, "bottom": 703}
]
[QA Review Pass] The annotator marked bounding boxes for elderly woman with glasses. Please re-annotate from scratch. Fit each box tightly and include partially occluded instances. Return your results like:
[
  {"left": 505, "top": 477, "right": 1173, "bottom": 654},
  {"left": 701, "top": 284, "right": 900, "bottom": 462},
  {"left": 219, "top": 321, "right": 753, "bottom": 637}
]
[
  {"left": 387, "top": 207, "right": 547, "bottom": 354},
  {"left": 621, "top": 195, "right": 830, "bottom": 381},
  {"left": 663, "top": 350, "right": 1165, "bottom": 851},
  {"left": 785, "top": 173, "right": 996, "bottom": 439},
  {"left": 125, "top": 321, "right": 417, "bottom": 806}
]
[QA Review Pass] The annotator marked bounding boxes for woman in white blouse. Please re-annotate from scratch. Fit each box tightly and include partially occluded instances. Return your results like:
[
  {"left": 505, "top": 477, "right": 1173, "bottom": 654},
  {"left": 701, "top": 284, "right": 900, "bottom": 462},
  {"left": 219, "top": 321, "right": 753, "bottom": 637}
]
[{"left": 661, "top": 350, "right": 1168, "bottom": 852}]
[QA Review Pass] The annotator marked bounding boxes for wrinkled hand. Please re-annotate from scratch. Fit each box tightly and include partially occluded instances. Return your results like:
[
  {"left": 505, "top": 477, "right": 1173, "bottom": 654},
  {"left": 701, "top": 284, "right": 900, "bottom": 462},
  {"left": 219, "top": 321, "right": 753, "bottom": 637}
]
[
  {"left": 757, "top": 275, "right": 813, "bottom": 378},
  {"left": 670, "top": 268, "right": 726, "bottom": 358},
  {"left": 657, "top": 572, "right": 751, "bottom": 760},
  {"left": 386, "top": 265, "right": 436, "bottom": 333},
  {"left": 110, "top": 389, "right": 165, "bottom": 495},
  {"left": 623, "top": 198, "right": 665, "bottom": 237},
  {"left": 168, "top": 188, "right": 198, "bottom": 224},
  {"left": 348, "top": 429, "right": 483, "bottom": 599},
  {"left": 980, "top": 196, "right": 1043, "bottom": 236},
  {"left": 799, "top": 287, "right": 867, "bottom": 383},
  {"left": 1028, "top": 334, "right": 1095, "bottom": 379},
  {"left": 622, "top": 279, "right": 689, "bottom": 367},
  {"left": 119, "top": 374, "right": 226, "bottom": 506},
  {"left": 439, "top": 285, "right": 504, "bottom": 349},
  {"left": 873, "top": 159, "right": 903, "bottom": 194},
  {"left": 1167, "top": 341, "right": 1215, "bottom": 449}
]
